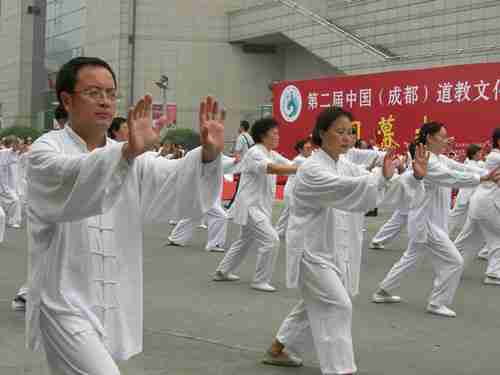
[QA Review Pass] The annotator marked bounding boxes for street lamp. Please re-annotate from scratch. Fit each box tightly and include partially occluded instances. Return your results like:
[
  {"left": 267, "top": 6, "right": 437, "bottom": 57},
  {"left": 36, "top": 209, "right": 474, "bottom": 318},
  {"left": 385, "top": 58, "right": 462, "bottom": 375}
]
[{"left": 155, "top": 75, "right": 169, "bottom": 108}]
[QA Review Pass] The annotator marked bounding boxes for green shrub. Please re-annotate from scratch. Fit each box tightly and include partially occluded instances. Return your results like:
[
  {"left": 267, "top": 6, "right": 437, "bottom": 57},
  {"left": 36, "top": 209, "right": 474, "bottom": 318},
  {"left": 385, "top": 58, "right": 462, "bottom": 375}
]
[
  {"left": 161, "top": 127, "right": 200, "bottom": 151},
  {"left": 0, "top": 126, "right": 44, "bottom": 141}
]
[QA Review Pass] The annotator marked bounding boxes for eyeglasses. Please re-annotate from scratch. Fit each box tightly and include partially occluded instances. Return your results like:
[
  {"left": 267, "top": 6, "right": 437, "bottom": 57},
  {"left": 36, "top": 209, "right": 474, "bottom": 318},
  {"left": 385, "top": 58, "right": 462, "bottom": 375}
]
[{"left": 73, "top": 87, "right": 119, "bottom": 102}]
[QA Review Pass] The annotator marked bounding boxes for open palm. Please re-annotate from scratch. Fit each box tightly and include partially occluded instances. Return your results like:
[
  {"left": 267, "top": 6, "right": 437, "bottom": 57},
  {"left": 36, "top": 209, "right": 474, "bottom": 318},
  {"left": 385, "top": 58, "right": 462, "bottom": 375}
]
[
  {"left": 412, "top": 143, "right": 429, "bottom": 179},
  {"left": 199, "top": 96, "right": 225, "bottom": 161},
  {"left": 127, "top": 94, "right": 159, "bottom": 159},
  {"left": 382, "top": 149, "right": 396, "bottom": 179}
]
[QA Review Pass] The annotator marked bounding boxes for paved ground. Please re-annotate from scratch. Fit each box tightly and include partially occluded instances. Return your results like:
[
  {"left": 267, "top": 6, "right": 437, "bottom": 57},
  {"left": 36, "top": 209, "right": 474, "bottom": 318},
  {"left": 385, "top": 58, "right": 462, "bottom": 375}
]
[{"left": 1, "top": 204, "right": 498, "bottom": 375}]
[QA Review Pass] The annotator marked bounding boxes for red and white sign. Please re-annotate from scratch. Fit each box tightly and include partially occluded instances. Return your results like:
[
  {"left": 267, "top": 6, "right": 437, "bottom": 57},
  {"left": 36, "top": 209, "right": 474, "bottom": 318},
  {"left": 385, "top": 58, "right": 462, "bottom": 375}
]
[
  {"left": 152, "top": 102, "right": 177, "bottom": 133},
  {"left": 273, "top": 63, "right": 500, "bottom": 160}
]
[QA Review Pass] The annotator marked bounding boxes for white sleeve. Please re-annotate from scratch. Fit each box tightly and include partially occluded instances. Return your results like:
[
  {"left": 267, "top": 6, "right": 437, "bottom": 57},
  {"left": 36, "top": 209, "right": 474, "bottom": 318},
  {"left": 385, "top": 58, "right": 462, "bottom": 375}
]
[
  {"left": 272, "top": 152, "right": 293, "bottom": 166},
  {"left": 294, "top": 161, "right": 382, "bottom": 212},
  {"left": 444, "top": 156, "right": 487, "bottom": 176},
  {"left": 27, "top": 139, "right": 131, "bottom": 223},
  {"left": 137, "top": 147, "right": 222, "bottom": 223},
  {"left": 425, "top": 156, "right": 481, "bottom": 188}
]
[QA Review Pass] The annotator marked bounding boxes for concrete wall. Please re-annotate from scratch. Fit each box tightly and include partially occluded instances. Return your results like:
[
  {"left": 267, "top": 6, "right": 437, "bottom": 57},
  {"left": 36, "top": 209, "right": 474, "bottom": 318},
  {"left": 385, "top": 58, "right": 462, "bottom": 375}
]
[
  {"left": 282, "top": 42, "right": 341, "bottom": 81},
  {"left": 128, "top": 0, "right": 284, "bottom": 139},
  {"left": 0, "top": 0, "right": 24, "bottom": 127},
  {"left": 229, "top": 0, "right": 500, "bottom": 75}
]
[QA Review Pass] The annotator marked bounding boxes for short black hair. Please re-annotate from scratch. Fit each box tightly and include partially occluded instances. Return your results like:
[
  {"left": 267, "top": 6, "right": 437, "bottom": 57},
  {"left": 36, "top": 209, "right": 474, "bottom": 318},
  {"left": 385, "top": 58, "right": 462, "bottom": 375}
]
[
  {"left": 416, "top": 122, "right": 444, "bottom": 145},
  {"left": 108, "top": 117, "right": 127, "bottom": 139},
  {"left": 240, "top": 120, "right": 250, "bottom": 132},
  {"left": 466, "top": 144, "right": 482, "bottom": 160},
  {"left": 54, "top": 105, "right": 68, "bottom": 121},
  {"left": 56, "top": 57, "right": 117, "bottom": 110},
  {"left": 492, "top": 128, "right": 500, "bottom": 150},
  {"left": 312, "top": 107, "right": 353, "bottom": 147},
  {"left": 250, "top": 117, "right": 278, "bottom": 144}
]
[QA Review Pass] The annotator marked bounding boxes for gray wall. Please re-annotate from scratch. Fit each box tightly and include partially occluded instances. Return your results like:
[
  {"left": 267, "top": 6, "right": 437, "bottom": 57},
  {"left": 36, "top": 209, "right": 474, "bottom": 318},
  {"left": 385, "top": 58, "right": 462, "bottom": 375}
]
[{"left": 0, "top": 0, "right": 33, "bottom": 128}]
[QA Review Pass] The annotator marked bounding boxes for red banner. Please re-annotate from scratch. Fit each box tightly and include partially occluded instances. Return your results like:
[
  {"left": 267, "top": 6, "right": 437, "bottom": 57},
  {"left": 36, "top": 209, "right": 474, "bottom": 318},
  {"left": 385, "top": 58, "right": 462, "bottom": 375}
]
[{"left": 273, "top": 63, "right": 500, "bottom": 160}]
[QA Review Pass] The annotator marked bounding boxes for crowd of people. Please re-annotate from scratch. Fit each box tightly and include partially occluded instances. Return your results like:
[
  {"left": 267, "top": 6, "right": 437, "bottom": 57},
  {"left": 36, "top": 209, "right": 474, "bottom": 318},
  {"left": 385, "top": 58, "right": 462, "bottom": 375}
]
[{"left": 3, "top": 55, "right": 500, "bottom": 375}]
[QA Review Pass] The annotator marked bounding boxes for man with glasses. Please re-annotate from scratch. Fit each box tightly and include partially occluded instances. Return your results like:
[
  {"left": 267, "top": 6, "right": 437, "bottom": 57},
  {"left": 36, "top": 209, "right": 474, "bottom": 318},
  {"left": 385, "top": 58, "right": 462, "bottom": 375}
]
[{"left": 26, "top": 57, "right": 225, "bottom": 375}]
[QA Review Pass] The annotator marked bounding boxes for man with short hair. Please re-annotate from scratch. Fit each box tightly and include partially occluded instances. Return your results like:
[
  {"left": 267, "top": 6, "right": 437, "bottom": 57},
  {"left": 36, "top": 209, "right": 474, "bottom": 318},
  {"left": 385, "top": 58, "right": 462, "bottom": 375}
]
[
  {"left": 26, "top": 56, "right": 224, "bottom": 375},
  {"left": 233, "top": 120, "right": 254, "bottom": 159}
]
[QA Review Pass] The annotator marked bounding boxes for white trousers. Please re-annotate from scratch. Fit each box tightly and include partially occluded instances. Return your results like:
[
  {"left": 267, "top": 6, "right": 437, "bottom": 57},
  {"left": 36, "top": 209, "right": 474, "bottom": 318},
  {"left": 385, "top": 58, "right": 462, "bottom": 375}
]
[
  {"left": 448, "top": 200, "right": 469, "bottom": 239},
  {"left": 448, "top": 201, "right": 490, "bottom": 256},
  {"left": 40, "top": 308, "right": 120, "bottom": 375},
  {"left": 0, "top": 192, "right": 22, "bottom": 226},
  {"left": 275, "top": 203, "right": 290, "bottom": 239},
  {"left": 0, "top": 205, "right": 5, "bottom": 243},
  {"left": 169, "top": 204, "right": 228, "bottom": 250},
  {"left": 216, "top": 212, "right": 279, "bottom": 284},
  {"left": 276, "top": 258, "right": 356, "bottom": 375},
  {"left": 454, "top": 216, "right": 500, "bottom": 279},
  {"left": 371, "top": 209, "right": 408, "bottom": 245},
  {"left": 379, "top": 226, "right": 464, "bottom": 307}
]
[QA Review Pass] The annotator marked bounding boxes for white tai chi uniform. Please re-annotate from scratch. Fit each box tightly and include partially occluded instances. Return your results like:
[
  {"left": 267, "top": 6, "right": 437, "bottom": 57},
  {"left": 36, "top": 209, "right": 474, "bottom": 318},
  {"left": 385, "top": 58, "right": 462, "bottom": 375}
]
[
  {"left": 370, "top": 152, "right": 413, "bottom": 247},
  {"left": 0, "top": 205, "right": 5, "bottom": 243},
  {"left": 454, "top": 149, "right": 500, "bottom": 280},
  {"left": 0, "top": 148, "right": 22, "bottom": 226},
  {"left": 275, "top": 149, "right": 422, "bottom": 375},
  {"left": 168, "top": 155, "right": 238, "bottom": 250},
  {"left": 26, "top": 127, "right": 221, "bottom": 374},
  {"left": 216, "top": 144, "right": 292, "bottom": 285},
  {"left": 448, "top": 159, "right": 486, "bottom": 237},
  {"left": 17, "top": 151, "right": 29, "bottom": 206},
  {"left": 275, "top": 154, "right": 307, "bottom": 238},
  {"left": 378, "top": 153, "right": 484, "bottom": 307}
]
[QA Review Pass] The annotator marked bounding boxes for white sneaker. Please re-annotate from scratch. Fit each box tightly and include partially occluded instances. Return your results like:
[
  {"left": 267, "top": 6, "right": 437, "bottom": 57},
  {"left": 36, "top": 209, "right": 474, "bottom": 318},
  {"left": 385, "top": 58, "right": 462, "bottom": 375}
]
[
  {"left": 370, "top": 242, "right": 385, "bottom": 250},
  {"left": 213, "top": 271, "right": 240, "bottom": 281},
  {"left": 484, "top": 276, "right": 500, "bottom": 286},
  {"left": 165, "top": 237, "right": 183, "bottom": 247},
  {"left": 477, "top": 252, "right": 489, "bottom": 261},
  {"left": 168, "top": 220, "right": 178, "bottom": 226},
  {"left": 198, "top": 224, "right": 208, "bottom": 230},
  {"left": 372, "top": 291, "right": 401, "bottom": 303},
  {"left": 262, "top": 349, "right": 303, "bottom": 367},
  {"left": 426, "top": 304, "right": 456, "bottom": 318},
  {"left": 251, "top": 283, "right": 277, "bottom": 292},
  {"left": 206, "top": 245, "right": 225, "bottom": 253},
  {"left": 9, "top": 224, "right": 21, "bottom": 229},
  {"left": 11, "top": 296, "right": 26, "bottom": 312}
]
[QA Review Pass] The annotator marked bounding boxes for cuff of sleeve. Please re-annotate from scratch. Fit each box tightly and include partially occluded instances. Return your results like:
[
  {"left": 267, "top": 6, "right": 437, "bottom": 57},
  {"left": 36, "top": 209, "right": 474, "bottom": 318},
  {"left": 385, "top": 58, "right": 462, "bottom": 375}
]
[{"left": 374, "top": 167, "right": 391, "bottom": 189}]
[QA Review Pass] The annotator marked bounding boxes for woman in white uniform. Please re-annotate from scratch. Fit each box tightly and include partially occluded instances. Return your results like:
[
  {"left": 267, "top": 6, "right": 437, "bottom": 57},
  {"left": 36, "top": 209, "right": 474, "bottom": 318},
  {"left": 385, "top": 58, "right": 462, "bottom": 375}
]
[
  {"left": 263, "top": 108, "right": 428, "bottom": 374},
  {"left": 454, "top": 128, "right": 500, "bottom": 285},
  {"left": 448, "top": 144, "right": 490, "bottom": 259},
  {"left": 373, "top": 122, "right": 500, "bottom": 318},
  {"left": 275, "top": 138, "right": 313, "bottom": 239},
  {"left": 213, "top": 118, "right": 297, "bottom": 292},
  {"left": 370, "top": 144, "right": 415, "bottom": 250},
  {"left": 167, "top": 154, "right": 239, "bottom": 252}
]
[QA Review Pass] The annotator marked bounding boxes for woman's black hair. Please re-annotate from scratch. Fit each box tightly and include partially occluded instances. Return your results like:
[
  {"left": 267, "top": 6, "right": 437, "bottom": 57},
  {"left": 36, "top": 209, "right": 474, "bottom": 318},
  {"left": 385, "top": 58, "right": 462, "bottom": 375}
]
[
  {"left": 466, "top": 144, "right": 482, "bottom": 160},
  {"left": 107, "top": 117, "right": 127, "bottom": 139},
  {"left": 56, "top": 56, "right": 117, "bottom": 110},
  {"left": 250, "top": 117, "right": 278, "bottom": 144},
  {"left": 416, "top": 122, "right": 444, "bottom": 145},
  {"left": 312, "top": 107, "right": 353, "bottom": 147},
  {"left": 492, "top": 128, "right": 500, "bottom": 150}
]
